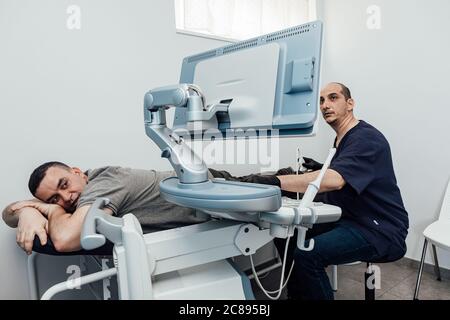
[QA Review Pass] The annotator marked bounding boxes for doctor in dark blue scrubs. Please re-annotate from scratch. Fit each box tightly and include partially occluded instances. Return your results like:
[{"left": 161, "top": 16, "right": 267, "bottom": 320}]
[{"left": 276, "top": 82, "right": 409, "bottom": 300}]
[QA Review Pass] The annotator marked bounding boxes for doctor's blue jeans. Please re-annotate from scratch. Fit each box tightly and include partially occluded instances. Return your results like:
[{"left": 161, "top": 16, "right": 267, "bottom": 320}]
[{"left": 274, "top": 221, "right": 380, "bottom": 300}]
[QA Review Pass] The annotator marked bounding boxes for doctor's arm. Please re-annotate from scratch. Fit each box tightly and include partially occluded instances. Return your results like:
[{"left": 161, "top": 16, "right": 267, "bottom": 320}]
[{"left": 277, "top": 169, "right": 346, "bottom": 193}]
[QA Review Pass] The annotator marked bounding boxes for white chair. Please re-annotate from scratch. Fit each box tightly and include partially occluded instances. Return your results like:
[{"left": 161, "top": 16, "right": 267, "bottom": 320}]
[{"left": 414, "top": 179, "right": 450, "bottom": 300}]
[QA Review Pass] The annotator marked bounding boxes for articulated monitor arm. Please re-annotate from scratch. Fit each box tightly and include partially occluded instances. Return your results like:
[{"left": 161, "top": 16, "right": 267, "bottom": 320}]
[{"left": 143, "top": 84, "right": 229, "bottom": 184}]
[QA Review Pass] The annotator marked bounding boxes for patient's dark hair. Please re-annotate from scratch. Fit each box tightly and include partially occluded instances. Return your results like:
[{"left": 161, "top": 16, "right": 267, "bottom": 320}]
[
  {"left": 28, "top": 161, "right": 70, "bottom": 196},
  {"left": 333, "top": 82, "right": 352, "bottom": 101}
]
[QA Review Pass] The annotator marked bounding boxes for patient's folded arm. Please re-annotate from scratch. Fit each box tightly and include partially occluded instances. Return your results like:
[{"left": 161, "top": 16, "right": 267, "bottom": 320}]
[
  {"left": 2, "top": 199, "right": 48, "bottom": 228},
  {"left": 2, "top": 201, "right": 24, "bottom": 228}
]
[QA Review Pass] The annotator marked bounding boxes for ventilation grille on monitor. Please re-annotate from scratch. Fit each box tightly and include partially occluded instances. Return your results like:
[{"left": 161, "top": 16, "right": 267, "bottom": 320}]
[
  {"left": 266, "top": 23, "right": 311, "bottom": 42},
  {"left": 222, "top": 39, "right": 259, "bottom": 54},
  {"left": 186, "top": 23, "right": 312, "bottom": 63},
  {"left": 187, "top": 49, "right": 217, "bottom": 63}
]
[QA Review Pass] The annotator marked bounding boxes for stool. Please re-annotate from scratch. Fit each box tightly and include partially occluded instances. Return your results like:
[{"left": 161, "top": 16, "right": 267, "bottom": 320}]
[
  {"left": 331, "top": 261, "right": 387, "bottom": 300},
  {"left": 364, "top": 262, "right": 378, "bottom": 300},
  {"left": 366, "top": 255, "right": 407, "bottom": 300}
]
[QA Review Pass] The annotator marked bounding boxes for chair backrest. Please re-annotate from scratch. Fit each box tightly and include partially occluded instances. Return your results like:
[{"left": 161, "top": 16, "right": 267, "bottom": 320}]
[{"left": 438, "top": 178, "right": 450, "bottom": 221}]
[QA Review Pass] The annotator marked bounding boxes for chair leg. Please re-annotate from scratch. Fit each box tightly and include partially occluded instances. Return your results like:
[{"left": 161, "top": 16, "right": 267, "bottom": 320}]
[
  {"left": 364, "top": 262, "right": 375, "bottom": 300},
  {"left": 27, "top": 252, "right": 39, "bottom": 300},
  {"left": 413, "top": 238, "right": 428, "bottom": 300},
  {"left": 431, "top": 244, "right": 442, "bottom": 281},
  {"left": 331, "top": 265, "right": 338, "bottom": 291}
]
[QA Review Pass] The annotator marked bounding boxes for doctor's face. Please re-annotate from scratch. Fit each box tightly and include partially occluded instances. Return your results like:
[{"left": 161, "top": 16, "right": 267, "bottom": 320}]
[
  {"left": 34, "top": 166, "right": 88, "bottom": 212},
  {"left": 319, "top": 83, "right": 354, "bottom": 125}
]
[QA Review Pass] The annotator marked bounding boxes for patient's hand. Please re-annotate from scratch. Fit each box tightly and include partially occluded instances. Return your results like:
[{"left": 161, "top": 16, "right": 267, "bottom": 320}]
[
  {"left": 11, "top": 199, "right": 58, "bottom": 217},
  {"left": 16, "top": 207, "right": 48, "bottom": 255}
]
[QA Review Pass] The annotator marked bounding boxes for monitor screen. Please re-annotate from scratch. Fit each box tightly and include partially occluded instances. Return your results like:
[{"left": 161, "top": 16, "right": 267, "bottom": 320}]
[{"left": 173, "top": 20, "right": 323, "bottom": 138}]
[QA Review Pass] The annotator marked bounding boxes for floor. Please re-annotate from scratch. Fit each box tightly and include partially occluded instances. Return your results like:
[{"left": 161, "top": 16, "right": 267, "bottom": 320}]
[{"left": 250, "top": 258, "right": 450, "bottom": 300}]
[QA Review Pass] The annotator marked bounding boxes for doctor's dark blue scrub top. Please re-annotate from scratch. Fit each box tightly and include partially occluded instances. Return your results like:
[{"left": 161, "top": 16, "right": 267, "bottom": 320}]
[{"left": 324, "top": 120, "right": 409, "bottom": 261}]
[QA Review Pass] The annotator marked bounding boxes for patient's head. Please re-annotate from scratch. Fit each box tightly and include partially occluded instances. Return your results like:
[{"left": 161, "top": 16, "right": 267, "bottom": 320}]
[{"left": 28, "top": 162, "right": 88, "bottom": 212}]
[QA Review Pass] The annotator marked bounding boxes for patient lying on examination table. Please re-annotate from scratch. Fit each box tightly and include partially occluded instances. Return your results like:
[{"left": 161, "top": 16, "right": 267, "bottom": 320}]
[{"left": 2, "top": 161, "right": 318, "bottom": 255}]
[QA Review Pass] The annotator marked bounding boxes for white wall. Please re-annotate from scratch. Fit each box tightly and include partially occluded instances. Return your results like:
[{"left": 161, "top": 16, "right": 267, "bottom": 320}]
[
  {"left": 318, "top": 0, "right": 450, "bottom": 268},
  {"left": 0, "top": 0, "right": 230, "bottom": 299},
  {"left": 1, "top": 0, "right": 448, "bottom": 300},
  {"left": 0, "top": 0, "right": 330, "bottom": 299}
]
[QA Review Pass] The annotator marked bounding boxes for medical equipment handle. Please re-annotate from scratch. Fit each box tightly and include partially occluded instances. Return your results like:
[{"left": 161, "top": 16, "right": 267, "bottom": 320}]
[
  {"left": 299, "top": 147, "right": 336, "bottom": 208},
  {"left": 80, "top": 198, "right": 124, "bottom": 250},
  {"left": 296, "top": 147, "right": 336, "bottom": 251}
]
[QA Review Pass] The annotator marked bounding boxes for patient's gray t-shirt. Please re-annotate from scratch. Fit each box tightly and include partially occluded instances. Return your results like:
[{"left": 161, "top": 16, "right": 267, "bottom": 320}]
[{"left": 77, "top": 166, "right": 209, "bottom": 230}]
